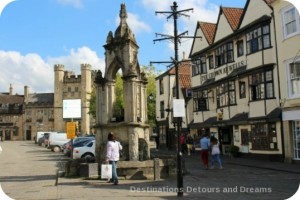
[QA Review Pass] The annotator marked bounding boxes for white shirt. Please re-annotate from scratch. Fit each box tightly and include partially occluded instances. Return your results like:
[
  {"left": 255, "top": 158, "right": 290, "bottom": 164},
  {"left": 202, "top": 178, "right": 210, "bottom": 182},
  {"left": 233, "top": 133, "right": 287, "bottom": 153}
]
[{"left": 106, "top": 140, "right": 122, "bottom": 161}]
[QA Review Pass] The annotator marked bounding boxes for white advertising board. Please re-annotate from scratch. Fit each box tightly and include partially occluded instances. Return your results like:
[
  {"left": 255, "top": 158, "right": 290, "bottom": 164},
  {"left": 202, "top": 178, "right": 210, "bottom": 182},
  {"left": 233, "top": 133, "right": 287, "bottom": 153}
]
[{"left": 63, "top": 99, "right": 81, "bottom": 119}]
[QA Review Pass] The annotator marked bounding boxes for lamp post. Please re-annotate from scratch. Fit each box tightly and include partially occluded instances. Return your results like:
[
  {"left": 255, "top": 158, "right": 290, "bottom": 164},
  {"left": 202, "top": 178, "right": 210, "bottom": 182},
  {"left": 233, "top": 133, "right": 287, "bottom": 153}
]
[{"left": 151, "top": 2, "right": 198, "bottom": 196}]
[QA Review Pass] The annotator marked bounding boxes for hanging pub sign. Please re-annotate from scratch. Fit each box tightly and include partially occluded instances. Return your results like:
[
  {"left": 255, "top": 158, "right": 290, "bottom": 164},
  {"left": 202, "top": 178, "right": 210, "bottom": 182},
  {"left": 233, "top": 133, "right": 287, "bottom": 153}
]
[{"left": 217, "top": 112, "right": 223, "bottom": 121}]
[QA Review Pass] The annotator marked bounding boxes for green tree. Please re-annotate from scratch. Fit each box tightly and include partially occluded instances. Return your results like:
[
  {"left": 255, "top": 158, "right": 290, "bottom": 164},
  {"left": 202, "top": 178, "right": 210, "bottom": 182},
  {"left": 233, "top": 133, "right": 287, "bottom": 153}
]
[
  {"left": 114, "top": 72, "right": 124, "bottom": 118},
  {"left": 142, "top": 65, "right": 158, "bottom": 127},
  {"left": 87, "top": 87, "right": 96, "bottom": 118},
  {"left": 88, "top": 66, "right": 160, "bottom": 126}
]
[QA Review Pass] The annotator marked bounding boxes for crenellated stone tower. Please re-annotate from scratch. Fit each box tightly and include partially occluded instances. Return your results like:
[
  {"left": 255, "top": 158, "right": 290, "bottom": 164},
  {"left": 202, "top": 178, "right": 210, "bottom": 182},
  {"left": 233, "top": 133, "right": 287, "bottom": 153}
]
[
  {"left": 94, "top": 4, "right": 150, "bottom": 162},
  {"left": 54, "top": 64, "right": 92, "bottom": 134}
]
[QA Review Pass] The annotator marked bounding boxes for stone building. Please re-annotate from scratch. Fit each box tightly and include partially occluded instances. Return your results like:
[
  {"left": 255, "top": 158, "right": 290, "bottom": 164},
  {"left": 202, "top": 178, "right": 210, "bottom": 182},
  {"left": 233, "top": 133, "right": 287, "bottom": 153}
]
[
  {"left": 54, "top": 64, "right": 94, "bottom": 134},
  {"left": 24, "top": 86, "right": 55, "bottom": 140},
  {"left": 0, "top": 84, "right": 24, "bottom": 140},
  {"left": 0, "top": 64, "right": 96, "bottom": 141}
]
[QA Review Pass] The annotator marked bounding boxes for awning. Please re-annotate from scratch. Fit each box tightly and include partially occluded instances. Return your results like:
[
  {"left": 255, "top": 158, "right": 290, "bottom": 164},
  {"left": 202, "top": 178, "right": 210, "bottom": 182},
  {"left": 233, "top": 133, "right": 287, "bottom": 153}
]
[
  {"left": 189, "top": 108, "right": 281, "bottom": 129},
  {"left": 248, "top": 108, "right": 282, "bottom": 124}
]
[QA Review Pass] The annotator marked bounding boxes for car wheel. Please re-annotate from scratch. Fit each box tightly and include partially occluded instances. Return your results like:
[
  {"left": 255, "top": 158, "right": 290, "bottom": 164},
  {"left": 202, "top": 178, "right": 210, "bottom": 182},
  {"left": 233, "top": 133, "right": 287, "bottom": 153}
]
[
  {"left": 53, "top": 146, "right": 61, "bottom": 152},
  {"left": 82, "top": 153, "right": 94, "bottom": 163}
]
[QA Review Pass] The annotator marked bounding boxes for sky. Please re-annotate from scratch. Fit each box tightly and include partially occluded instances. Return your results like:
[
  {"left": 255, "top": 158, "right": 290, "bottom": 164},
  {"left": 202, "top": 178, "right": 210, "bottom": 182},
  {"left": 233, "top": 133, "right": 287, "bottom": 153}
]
[{"left": 0, "top": 0, "right": 298, "bottom": 94}]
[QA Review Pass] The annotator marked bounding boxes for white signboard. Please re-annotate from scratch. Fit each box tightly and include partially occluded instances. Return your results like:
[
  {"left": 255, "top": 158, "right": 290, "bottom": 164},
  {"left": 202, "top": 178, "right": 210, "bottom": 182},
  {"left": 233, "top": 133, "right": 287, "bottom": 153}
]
[
  {"left": 173, "top": 99, "right": 185, "bottom": 117},
  {"left": 63, "top": 99, "right": 81, "bottom": 119}
]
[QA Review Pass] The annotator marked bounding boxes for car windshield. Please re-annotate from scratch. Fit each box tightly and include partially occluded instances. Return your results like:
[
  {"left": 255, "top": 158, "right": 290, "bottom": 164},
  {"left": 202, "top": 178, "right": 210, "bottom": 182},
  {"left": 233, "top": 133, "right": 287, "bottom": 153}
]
[{"left": 73, "top": 139, "right": 94, "bottom": 147}]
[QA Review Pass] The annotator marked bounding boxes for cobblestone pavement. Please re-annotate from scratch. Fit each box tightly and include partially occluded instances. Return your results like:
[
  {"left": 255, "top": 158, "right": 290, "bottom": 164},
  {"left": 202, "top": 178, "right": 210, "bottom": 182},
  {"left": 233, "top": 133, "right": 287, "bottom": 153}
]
[{"left": 0, "top": 141, "right": 299, "bottom": 200}]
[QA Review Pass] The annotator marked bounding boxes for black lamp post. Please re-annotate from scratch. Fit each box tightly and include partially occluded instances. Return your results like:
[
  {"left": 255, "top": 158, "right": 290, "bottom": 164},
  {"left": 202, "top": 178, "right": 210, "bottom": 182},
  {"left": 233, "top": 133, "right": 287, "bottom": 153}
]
[{"left": 151, "top": 2, "right": 196, "bottom": 196}]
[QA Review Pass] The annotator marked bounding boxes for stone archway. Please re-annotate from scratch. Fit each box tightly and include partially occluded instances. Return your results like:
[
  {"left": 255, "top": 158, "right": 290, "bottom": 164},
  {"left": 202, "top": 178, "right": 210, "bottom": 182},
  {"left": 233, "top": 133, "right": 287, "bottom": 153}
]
[{"left": 94, "top": 4, "right": 150, "bottom": 162}]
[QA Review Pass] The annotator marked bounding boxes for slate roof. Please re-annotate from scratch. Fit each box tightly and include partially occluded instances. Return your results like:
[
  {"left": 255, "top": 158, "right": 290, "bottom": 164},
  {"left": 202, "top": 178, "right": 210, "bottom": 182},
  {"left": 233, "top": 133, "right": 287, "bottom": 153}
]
[
  {"left": 27, "top": 93, "right": 54, "bottom": 105},
  {"left": 0, "top": 95, "right": 24, "bottom": 104}
]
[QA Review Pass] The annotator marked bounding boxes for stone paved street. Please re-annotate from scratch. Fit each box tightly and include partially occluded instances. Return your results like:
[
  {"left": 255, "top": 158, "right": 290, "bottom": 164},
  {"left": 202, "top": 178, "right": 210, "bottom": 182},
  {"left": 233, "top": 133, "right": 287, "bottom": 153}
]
[{"left": 0, "top": 141, "right": 299, "bottom": 200}]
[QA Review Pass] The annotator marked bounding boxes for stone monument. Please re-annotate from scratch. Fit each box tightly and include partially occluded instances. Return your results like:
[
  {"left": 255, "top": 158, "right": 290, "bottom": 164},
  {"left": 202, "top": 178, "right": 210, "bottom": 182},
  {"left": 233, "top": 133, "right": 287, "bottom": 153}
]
[{"left": 94, "top": 4, "right": 150, "bottom": 163}]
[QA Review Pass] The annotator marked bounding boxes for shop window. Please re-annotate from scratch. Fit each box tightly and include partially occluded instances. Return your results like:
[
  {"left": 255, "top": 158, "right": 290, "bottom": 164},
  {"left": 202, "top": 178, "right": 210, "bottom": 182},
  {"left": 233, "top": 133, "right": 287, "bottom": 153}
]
[{"left": 250, "top": 123, "right": 277, "bottom": 150}]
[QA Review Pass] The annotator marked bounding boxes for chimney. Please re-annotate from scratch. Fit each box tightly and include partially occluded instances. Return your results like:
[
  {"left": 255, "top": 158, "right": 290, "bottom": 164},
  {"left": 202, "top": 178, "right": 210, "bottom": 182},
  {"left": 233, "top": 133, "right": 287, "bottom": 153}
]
[
  {"left": 24, "top": 86, "right": 29, "bottom": 100},
  {"left": 182, "top": 51, "right": 186, "bottom": 60},
  {"left": 9, "top": 84, "right": 13, "bottom": 95}
]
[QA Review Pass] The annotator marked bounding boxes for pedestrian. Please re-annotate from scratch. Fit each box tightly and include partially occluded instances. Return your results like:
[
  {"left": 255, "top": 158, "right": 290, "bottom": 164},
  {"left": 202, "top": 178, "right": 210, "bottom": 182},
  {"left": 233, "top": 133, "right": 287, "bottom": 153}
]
[
  {"left": 186, "top": 133, "right": 194, "bottom": 156},
  {"left": 200, "top": 133, "right": 210, "bottom": 169},
  {"left": 179, "top": 133, "right": 186, "bottom": 154},
  {"left": 210, "top": 137, "right": 223, "bottom": 169},
  {"left": 155, "top": 134, "right": 159, "bottom": 151},
  {"left": 106, "top": 132, "right": 123, "bottom": 185}
]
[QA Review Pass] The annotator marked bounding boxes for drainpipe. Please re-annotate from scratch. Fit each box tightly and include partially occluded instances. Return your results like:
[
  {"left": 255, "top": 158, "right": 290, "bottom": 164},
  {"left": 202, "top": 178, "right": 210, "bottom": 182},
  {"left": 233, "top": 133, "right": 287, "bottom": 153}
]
[{"left": 272, "top": 11, "right": 285, "bottom": 162}]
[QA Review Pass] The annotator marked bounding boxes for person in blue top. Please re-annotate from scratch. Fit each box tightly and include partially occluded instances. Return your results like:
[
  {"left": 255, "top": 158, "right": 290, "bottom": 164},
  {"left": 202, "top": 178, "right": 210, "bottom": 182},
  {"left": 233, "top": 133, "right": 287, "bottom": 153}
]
[{"left": 200, "top": 133, "right": 210, "bottom": 169}]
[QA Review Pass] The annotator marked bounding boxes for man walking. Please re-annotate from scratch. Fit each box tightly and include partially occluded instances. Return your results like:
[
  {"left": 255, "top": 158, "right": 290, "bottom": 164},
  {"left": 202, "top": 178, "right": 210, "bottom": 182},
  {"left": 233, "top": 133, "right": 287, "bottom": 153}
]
[{"left": 200, "top": 133, "right": 210, "bottom": 169}]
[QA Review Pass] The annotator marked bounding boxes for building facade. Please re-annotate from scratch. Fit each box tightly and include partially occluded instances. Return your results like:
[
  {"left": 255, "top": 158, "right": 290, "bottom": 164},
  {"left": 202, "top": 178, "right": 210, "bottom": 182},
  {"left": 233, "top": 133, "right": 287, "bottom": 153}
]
[
  {"left": 271, "top": 0, "right": 300, "bottom": 162},
  {"left": 0, "top": 65, "right": 96, "bottom": 141},
  {"left": 0, "top": 84, "right": 24, "bottom": 140},
  {"left": 54, "top": 64, "right": 94, "bottom": 135},
  {"left": 24, "top": 86, "right": 55, "bottom": 140},
  {"left": 155, "top": 59, "right": 193, "bottom": 149},
  {"left": 188, "top": 0, "right": 285, "bottom": 161}
]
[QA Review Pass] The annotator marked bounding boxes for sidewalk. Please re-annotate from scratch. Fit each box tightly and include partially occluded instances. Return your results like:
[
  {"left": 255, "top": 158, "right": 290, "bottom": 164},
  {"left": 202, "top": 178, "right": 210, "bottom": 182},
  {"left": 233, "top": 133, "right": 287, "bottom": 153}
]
[{"left": 150, "top": 148, "right": 300, "bottom": 174}]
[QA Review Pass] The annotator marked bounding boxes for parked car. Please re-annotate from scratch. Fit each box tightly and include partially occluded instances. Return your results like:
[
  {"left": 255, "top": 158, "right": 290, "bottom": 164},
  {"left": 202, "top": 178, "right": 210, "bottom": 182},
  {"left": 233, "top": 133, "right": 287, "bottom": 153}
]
[
  {"left": 36, "top": 132, "right": 56, "bottom": 144},
  {"left": 63, "top": 137, "right": 95, "bottom": 157},
  {"left": 48, "top": 132, "right": 69, "bottom": 152},
  {"left": 38, "top": 133, "right": 49, "bottom": 147},
  {"left": 73, "top": 140, "right": 95, "bottom": 162}
]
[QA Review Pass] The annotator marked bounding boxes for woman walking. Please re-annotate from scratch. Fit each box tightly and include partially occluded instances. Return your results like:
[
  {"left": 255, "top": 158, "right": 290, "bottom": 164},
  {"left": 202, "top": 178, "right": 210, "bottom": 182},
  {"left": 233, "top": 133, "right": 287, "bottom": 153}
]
[
  {"left": 210, "top": 137, "right": 223, "bottom": 169},
  {"left": 106, "top": 132, "right": 123, "bottom": 185}
]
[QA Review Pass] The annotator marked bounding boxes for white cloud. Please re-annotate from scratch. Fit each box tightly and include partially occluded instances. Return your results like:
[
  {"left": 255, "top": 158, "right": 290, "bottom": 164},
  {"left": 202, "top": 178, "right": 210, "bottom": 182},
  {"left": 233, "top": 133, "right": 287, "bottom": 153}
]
[
  {"left": 141, "top": 0, "right": 219, "bottom": 60},
  {"left": 0, "top": 47, "right": 104, "bottom": 94},
  {"left": 115, "top": 12, "right": 152, "bottom": 34},
  {"left": 0, "top": 51, "right": 53, "bottom": 94},
  {"left": 56, "top": 0, "right": 83, "bottom": 9},
  {"left": 47, "top": 46, "right": 105, "bottom": 74}
]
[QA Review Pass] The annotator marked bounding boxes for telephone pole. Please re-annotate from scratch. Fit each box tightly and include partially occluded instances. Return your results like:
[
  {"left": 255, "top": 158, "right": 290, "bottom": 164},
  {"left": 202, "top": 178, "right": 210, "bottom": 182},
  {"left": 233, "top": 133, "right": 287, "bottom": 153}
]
[{"left": 151, "top": 2, "right": 198, "bottom": 197}]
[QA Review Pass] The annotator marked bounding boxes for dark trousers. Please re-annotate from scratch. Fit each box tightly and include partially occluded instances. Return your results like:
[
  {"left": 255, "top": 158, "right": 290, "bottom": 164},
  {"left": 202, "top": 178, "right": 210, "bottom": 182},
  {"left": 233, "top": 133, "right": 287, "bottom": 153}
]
[{"left": 201, "top": 150, "right": 209, "bottom": 168}]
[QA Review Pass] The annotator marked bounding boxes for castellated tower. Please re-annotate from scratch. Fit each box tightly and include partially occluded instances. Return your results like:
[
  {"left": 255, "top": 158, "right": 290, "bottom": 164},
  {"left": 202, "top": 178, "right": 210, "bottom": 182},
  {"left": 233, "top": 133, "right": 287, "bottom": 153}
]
[
  {"left": 54, "top": 64, "right": 64, "bottom": 132},
  {"left": 53, "top": 64, "right": 92, "bottom": 134},
  {"left": 80, "top": 64, "right": 92, "bottom": 134}
]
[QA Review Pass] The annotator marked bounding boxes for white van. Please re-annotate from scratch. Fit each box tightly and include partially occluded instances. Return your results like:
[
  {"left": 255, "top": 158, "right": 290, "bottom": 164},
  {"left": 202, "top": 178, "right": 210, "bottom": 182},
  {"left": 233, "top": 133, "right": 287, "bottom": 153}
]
[
  {"left": 48, "top": 132, "right": 69, "bottom": 152},
  {"left": 36, "top": 131, "right": 57, "bottom": 145}
]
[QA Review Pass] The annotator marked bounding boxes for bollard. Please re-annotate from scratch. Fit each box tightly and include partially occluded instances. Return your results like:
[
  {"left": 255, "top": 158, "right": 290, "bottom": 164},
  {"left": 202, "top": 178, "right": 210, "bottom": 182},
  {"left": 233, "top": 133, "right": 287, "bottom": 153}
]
[
  {"left": 153, "top": 158, "right": 160, "bottom": 181},
  {"left": 55, "top": 169, "right": 59, "bottom": 186}
]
